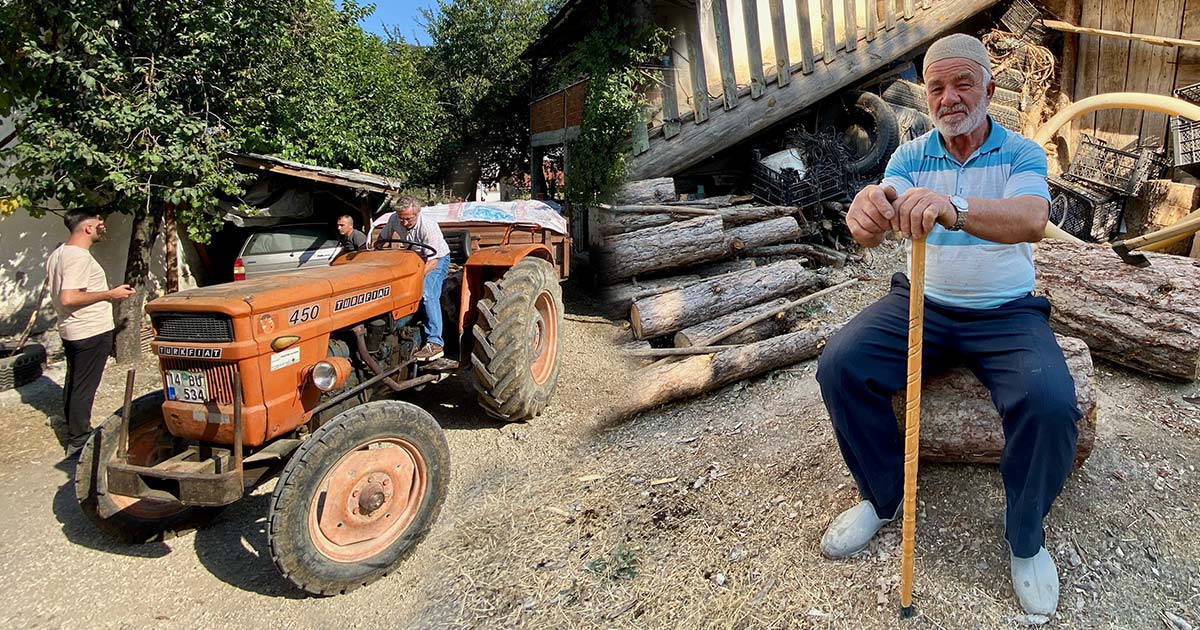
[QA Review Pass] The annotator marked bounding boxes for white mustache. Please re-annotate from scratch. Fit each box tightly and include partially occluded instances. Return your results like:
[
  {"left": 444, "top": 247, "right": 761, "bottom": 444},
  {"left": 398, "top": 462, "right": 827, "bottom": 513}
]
[{"left": 937, "top": 104, "right": 969, "bottom": 117}]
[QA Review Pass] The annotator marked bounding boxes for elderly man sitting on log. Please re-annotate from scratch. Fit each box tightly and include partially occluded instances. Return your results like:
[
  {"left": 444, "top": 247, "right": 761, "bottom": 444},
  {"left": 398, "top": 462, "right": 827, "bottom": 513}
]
[{"left": 815, "top": 33, "right": 1080, "bottom": 616}]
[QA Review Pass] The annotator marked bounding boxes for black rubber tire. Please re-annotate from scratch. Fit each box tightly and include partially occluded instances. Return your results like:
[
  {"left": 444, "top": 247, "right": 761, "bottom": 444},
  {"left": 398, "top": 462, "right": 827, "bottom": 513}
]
[
  {"left": 881, "top": 80, "right": 929, "bottom": 114},
  {"left": 890, "top": 104, "right": 932, "bottom": 143},
  {"left": 470, "top": 257, "right": 563, "bottom": 421},
  {"left": 993, "top": 86, "right": 1022, "bottom": 110},
  {"left": 0, "top": 343, "right": 45, "bottom": 392},
  {"left": 995, "top": 68, "right": 1026, "bottom": 92},
  {"left": 844, "top": 91, "right": 901, "bottom": 176},
  {"left": 268, "top": 400, "right": 449, "bottom": 596},
  {"left": 75, "top": 391, "right": 217, "bottom": 543},
  {"left": 989, "top": 103, "right": 1022, "bottom": 131}
]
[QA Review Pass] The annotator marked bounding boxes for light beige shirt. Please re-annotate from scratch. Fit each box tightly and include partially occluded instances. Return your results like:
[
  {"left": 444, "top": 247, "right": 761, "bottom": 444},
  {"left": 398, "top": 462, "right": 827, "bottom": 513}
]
[{"left": 47, "top": 244, "right": 114, "bottom": 341}]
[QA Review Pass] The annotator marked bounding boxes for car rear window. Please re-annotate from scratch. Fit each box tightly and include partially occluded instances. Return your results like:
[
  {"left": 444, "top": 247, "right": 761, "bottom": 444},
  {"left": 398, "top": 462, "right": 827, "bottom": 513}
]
[{"left": 243, "top": 226, "right": 338, "bottom": 255}]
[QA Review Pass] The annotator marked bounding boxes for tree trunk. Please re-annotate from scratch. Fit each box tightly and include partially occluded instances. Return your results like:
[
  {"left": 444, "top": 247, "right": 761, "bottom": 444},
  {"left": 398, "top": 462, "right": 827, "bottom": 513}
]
[
  {"left": 114, "top": 204, "right": 163, "bottom": 364},
  {"left": 630, "top": 260, "right": 819, "bottom": 339},
  {"left": 611, "top": 324, "right": 839, "bottom": 419},
  {"left": 891, "top": 335, "right": 1097, "bottom": 468},
  {"left": 597, "top": 215, "right": 728, "bottom": 283},
  {"left": 601, "top": 260, "right": 757, "bottom": 316},
  {"left": 724, "top": 217, "right": 807, "bottom": 253},
  {"left": 164, "top": 203, "right": 179, "bottom": 294},
  {"left": 674, "top": 297, "right": 792, "bottom": 347},
  {"left": 718, "top": 205, "right": 802, "bottom": 227},
  {"left": 598, "top": 211, "right": 677, "bottom": 236},
  {"left": 744, "top": 242, "right": 848, "bottom": 267},
  {"left": 1035, "top": 240, "right": 1200, "bottom": 381},
  {"left": 613, "top": 177, "right": 676, "bottom": 205}
]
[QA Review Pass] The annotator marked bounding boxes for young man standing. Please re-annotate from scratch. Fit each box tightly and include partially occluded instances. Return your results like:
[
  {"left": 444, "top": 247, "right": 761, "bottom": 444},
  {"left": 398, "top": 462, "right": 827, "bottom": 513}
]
[
  {"left": 335, "top": 214, "right": 368, "bottom": 251},
  {"left": 47, "top": 210, "right": 135, "bottom": 456},
  {"left": 375, "top": 196, "right": 451, "bottom": 361}
]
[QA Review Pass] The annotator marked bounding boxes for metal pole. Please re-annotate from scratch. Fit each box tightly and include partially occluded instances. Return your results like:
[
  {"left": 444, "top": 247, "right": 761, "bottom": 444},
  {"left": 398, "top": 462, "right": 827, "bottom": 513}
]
[
  {"left": 118, "top": 368, "right": 136, "bottom": 461},
  {"left": 233, "top": 378, "right": 243, "bottom": 473}
]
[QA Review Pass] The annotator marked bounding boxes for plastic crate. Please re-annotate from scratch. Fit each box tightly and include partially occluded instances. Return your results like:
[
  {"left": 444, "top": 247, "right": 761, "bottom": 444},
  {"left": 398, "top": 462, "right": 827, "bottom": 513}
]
[
  {"left": 1065, "top": 135, "right": 1166, "bottom": 196},
  {"left": 1175, "top": 81, "right": 1200, "bottom": 104},
  {"left": 750, "top": 159, "right": 845, "bottom": 207},
  {"left": 1048, "top": 176, "right": 1125, "bottom": 242},
  {"left": 1171, "top": 117, "right": 1200, "bottom": 167},
  {"left": 1000, "top": 0, "right": 1046, "bottom": 41}
]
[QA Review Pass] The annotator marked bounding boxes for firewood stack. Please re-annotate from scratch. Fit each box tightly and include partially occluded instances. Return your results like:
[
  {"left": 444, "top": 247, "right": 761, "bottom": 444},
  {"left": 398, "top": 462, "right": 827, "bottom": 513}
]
[{"left": 597, "top": 177, "right": 858, "bottom": 418}]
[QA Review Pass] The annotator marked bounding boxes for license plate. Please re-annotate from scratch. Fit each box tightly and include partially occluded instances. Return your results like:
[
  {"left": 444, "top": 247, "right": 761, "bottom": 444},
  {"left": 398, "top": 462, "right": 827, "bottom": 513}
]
[{"left": 166, "top": 370, "right": 209, "bottom": 403}]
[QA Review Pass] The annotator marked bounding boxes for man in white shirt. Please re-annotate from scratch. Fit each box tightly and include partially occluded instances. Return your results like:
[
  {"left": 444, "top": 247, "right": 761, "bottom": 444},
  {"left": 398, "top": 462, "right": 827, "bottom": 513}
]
[
  {"left": 46, "top": 210, "right": 135, "bottom": 456},
  {"left": 374, "top": 196, "right": 451, "bottom": 361}
]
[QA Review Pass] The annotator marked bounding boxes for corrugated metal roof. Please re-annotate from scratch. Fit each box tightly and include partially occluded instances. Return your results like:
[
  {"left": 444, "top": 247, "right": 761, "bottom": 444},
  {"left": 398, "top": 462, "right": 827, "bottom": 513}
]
[{"left": 229, "top": 153, "right": 405, "bottom": 194}]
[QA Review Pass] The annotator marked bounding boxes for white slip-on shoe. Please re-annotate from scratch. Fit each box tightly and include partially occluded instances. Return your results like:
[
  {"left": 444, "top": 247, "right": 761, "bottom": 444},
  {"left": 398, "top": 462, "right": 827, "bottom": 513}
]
[
  {"left": 820, "top": 500, "right": 901, "bottom": 558},
  {"left": 1010, "top": 546, "right": 1059, "bottom": 616}
]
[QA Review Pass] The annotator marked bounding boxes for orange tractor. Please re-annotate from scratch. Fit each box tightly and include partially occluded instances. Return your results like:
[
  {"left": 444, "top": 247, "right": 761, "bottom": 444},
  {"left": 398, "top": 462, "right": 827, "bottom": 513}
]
[{"left": 75, "top": 223, "right": 567, "bottom": 595}]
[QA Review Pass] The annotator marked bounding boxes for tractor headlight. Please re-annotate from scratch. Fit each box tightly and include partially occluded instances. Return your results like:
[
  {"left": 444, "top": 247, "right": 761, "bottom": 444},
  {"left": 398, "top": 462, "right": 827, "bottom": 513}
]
[{"left": 312, "top": 361, "right": 339, "bottom": 391}]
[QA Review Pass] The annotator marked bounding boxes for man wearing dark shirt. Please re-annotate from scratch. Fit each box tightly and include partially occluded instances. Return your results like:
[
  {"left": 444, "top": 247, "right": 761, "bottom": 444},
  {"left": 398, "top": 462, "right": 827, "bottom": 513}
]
[{"left": 336, "top": 214, "right": 368, "bottom": 252}]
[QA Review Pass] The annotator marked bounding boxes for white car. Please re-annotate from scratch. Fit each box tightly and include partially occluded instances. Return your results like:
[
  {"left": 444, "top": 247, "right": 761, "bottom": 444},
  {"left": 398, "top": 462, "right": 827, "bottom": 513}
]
[{"left": 233, "top": 223, "right": 342, "bottom": 280}]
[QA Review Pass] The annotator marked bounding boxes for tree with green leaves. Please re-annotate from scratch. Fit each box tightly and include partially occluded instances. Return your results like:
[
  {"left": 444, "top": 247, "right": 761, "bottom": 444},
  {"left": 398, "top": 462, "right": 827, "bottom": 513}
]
[
  {"left": 0, "top": 0, "right": 449, "bottom": 360},
  {"left": 420, "top": 0, "right": 551, "bottom": 198}
]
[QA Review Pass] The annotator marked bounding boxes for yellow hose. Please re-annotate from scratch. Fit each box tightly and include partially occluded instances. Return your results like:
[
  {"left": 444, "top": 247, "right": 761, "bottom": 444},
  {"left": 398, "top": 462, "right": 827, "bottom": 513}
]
[{"left": 1036, "top": 93, "right": 1200, "bottom": 244}]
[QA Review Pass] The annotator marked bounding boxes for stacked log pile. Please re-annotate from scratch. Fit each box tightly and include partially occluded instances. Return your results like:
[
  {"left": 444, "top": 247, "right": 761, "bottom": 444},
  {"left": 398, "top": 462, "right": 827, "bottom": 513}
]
[{"left": 600, "top": 178, "right": 858, "bottom": 419}]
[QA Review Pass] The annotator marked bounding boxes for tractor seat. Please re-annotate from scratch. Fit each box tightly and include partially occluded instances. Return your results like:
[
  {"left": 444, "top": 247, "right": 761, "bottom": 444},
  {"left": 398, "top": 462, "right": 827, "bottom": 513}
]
[{"left": 442, "top": 229, "right": 475, "bottom": 265}]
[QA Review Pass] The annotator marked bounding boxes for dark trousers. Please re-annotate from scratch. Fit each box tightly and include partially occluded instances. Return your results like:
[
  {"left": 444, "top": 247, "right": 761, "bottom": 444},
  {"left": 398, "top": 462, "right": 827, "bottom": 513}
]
[
  {"left": 63, "top": 330, "right": 113, "bottom": 449},
  {"left": 816, "top": 274, "right": 1080, "bottom": 557}
]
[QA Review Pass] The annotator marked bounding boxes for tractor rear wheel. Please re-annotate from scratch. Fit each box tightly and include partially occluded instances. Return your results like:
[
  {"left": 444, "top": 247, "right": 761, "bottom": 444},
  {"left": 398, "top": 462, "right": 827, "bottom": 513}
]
[
  {"left": 470, "top": 256, "right": 563, "bottom": 421},
  {"left": 75, "top": 391, "right": 216, "bottom": 543},
  {"left": 268, "top": 401, "right": 449, "bottom": 596}
]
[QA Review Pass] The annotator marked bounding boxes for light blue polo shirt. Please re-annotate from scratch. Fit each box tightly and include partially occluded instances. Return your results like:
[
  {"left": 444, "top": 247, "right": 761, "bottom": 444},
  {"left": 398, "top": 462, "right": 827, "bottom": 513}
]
[{"left": 881, "top": 117, "right": 1051, "bottom": 309}]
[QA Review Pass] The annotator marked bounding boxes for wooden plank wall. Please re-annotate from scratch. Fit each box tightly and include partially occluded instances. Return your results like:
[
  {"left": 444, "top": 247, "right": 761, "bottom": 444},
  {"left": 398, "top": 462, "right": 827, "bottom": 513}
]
[{"left": 1070, "top": 0, "right": 1197, "bottom": 150}]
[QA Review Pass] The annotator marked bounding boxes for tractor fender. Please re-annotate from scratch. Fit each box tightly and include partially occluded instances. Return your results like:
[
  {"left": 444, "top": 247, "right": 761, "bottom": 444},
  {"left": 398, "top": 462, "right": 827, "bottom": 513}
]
[{"left": 458, "top": 244, "right": 555, "bottom": 340}]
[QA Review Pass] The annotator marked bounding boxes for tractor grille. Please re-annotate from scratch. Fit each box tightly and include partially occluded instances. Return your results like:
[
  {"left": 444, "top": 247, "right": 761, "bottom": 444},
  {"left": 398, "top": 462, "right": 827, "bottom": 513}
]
[
  {"left": 152, "top": 313, "right": 233, "bottom": 343},
  {"left": 160, "top": 359, "right": 241, "bottom": 405}
]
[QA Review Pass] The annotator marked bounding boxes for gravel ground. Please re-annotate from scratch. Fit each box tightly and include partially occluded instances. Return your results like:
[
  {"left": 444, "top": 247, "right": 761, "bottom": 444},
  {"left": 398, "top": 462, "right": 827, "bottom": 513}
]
[{"left": 2, "top": 250, "right": 1200, "bottom": 629}]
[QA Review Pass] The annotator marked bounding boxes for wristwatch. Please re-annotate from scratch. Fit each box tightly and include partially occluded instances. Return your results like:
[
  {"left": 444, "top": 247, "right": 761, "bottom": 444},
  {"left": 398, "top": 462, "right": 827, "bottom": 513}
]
[{"left": 948, "top": 195, "right": 969, "bottom": 231}]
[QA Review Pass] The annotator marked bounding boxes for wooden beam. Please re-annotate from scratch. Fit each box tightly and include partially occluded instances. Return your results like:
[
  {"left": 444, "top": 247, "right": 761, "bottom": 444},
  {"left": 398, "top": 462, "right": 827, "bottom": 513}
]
[
  {"left": 821, "top": 0, "right": 838, "bottom": 63},
  {"left": 685, "top": 9, "right": 711, "bottom": 123},
  {"left": 741, "top": 0, "right": 766, "bottom": 98},
  {"left": 1044, "top": 19, "right": 1200, "bottom": 49},
  {"left": 712, "top": 0, "right": 740, "bottom": 109},
  {"left": 795, "top": 0, "right": 816, "bottom": 73},
  {"left": 886, "top": 0, "right": 897, "bottom": 30},
  {"left": 661, "top": 57, "right": 682, "bottom": 139},
  {"left": 903, "top": 0, "right": 914, "bottom": 20},
  {"left": 632, "top": 107, "right": 650, "bottom": 155},
  {"left": 627, "top": 0, "right": 1002, "bottom": 179},
  {"left": 769, "top": 0, "right": 792, "bottom": 87},
  {"left": 843, "top": 0, "right": 858, "bottom": 51},
  {"left": 866, "top": 0, "right": 878, "bottom": 41}
]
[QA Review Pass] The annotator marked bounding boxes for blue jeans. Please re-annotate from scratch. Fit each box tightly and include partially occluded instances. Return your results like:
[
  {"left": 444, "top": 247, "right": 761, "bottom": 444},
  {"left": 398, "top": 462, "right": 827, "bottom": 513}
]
[
  {"left": 816, "top": 273, "right": 1081, "bottom": 557},
  {"left": 422, "top": 256, "right": 450, "bottom": 347}
]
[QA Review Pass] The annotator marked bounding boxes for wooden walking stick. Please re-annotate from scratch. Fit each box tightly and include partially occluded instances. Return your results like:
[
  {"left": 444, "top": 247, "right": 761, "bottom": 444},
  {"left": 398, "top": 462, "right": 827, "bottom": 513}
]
[{"left": 899, "top": 235, "right": 926, "bottom": 618}]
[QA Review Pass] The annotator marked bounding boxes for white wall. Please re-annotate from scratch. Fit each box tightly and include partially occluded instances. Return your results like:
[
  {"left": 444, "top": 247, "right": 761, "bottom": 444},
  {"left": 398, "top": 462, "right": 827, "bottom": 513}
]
[{"left": 0, "top": 210, "right": 197, "bottom": 337}]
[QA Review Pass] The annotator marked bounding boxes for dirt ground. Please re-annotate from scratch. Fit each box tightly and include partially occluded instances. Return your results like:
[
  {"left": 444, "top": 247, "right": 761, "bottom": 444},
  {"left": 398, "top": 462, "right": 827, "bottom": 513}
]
[{"left": 2, "top": 246, "right": 1199, "bottom": 629}]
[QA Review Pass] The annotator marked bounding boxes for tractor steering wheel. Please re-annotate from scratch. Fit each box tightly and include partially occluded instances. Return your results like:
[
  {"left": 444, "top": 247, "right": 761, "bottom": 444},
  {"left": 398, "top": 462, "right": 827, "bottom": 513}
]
[{"left": 375, "top": 238, "right": 438, "bottom": 260}]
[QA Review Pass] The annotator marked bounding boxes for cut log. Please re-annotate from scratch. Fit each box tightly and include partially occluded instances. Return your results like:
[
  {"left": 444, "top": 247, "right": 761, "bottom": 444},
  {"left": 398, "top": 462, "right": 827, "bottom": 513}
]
[
  {"left": 613, "top": 177, "right": 676, "bottom": 205},
  {"left": 612, "top": 324, "right": 839, "bottom": 419},
  {"left": 725, "top": 217, "right": 808, "bottom": 254},
  {"left": 630, "top": 260, "right": 820, "bottom": 339},
  {"left": 674, "top": 298, "right": 793, "bottom": 347},
  {"left": 1035, "top": 240, "right": 1200, "bottom": 381},
  {"left": 598, "top": 215, "right": 728, "bottom": 283},
  {"left": 688, "top": 258, "right": 757, "bottom": 277},
  {"left": 744, "top": 242, "right": 848, "bottom": 267},
  {"left": 673, "top": 278, "right": 857, "bottom": 347},
  {"left": 600, "top": 261, "right": 757, "bottom": 315},
  {"left": 663, "top": 194, "right": 756, "bottom": 208},
  {"left": 718, "top": 205, "right": 803, "bottom": 227},
  {"left": 892, "top": 335, "right": 1097, "bottom": 468},
  {"left": 598, "top": 212, "right": 678, "bottom": 236}
]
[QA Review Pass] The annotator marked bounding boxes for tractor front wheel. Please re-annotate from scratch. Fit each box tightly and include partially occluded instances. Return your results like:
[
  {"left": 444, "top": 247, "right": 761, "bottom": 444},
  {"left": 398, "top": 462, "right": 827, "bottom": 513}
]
[
  {"left": 470, "top": 256, "right": 564, "bottom": 421},
  {"left": 268, "top": 401, "right": 449, "bottom": 596},
  {"left": 75, "top": 391, "right": 216, "bottom": 543}
]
